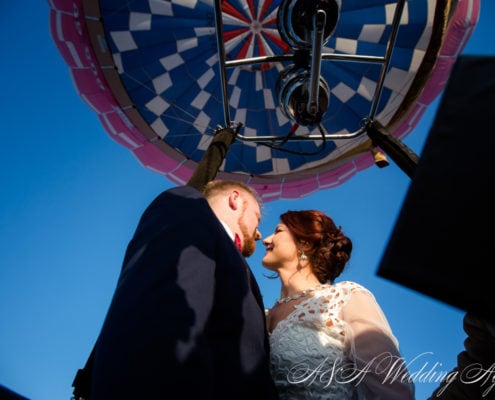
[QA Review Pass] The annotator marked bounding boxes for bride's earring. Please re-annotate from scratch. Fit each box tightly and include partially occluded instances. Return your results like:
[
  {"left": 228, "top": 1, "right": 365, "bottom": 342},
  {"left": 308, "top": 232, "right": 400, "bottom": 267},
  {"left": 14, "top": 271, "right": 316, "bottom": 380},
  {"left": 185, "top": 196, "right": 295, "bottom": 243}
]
[{"left": 299, "top": 250, "right": 308, "bottom": 261}]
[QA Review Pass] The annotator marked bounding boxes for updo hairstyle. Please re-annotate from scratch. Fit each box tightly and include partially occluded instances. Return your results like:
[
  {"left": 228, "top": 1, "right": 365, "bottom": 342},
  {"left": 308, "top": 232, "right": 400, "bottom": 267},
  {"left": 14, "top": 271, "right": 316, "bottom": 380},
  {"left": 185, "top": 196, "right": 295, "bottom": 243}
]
[{"left": 280, "top": 210, "right": 352, "bottom": 283}]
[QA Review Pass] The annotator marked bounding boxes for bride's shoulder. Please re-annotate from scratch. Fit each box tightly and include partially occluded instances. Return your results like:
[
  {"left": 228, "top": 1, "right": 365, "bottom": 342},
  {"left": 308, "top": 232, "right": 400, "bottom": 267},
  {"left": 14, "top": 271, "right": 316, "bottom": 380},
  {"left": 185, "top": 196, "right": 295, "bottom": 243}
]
[{"left": 331, "top": 281, "right": 371, "bottom": 295}]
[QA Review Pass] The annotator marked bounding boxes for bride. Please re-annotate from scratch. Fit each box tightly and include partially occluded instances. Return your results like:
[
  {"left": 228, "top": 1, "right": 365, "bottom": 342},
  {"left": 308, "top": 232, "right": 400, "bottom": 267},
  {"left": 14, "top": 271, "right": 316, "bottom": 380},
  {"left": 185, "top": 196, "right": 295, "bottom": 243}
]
[{"left": 262, "top": 210, "right": 415, "bottom": 400}]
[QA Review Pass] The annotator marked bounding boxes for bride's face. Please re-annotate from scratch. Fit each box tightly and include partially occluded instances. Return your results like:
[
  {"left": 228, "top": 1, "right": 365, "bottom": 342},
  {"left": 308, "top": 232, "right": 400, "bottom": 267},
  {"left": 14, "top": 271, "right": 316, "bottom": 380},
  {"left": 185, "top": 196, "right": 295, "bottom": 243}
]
[{"left": 261, "top": 223, "right": 299, "bottom": 271}]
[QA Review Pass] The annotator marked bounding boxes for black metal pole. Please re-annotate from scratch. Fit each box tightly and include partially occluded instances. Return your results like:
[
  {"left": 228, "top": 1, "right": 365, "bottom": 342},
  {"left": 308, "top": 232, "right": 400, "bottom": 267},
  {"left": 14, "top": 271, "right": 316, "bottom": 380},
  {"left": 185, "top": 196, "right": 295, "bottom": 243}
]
[{"left": 367, "top": 121, "right": 419, "bottom": 179}]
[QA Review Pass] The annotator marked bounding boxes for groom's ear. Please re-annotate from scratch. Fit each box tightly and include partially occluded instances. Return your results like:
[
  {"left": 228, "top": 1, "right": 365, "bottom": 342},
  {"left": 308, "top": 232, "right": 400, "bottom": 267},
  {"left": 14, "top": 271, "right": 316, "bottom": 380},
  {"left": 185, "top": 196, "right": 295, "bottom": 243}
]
[{"left": 228, "top": 190, "right": 241, "bottom": 210}]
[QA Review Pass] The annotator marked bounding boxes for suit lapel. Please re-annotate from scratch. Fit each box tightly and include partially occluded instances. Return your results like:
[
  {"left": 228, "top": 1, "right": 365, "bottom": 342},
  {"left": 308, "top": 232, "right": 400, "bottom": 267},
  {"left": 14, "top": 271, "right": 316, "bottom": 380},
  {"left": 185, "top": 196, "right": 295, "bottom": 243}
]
[{"left": 246, "top": 265, "right": 264, "bottom": 310}]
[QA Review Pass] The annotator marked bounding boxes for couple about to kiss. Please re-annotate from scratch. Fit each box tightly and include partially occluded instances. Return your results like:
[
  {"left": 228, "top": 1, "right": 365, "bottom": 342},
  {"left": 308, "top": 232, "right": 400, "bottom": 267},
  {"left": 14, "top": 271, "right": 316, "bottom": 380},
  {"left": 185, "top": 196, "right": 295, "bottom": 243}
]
[{"left": 79, "top": 180, "right": 415, "bottom": 400}]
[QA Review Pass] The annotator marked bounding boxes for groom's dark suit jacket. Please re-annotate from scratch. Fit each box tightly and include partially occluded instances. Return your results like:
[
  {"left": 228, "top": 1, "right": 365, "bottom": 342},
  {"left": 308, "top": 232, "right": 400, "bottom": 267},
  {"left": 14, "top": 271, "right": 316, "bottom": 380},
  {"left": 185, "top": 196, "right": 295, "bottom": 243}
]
[{"left": 90, "top": 186, "right": 277, "bottom": 400}]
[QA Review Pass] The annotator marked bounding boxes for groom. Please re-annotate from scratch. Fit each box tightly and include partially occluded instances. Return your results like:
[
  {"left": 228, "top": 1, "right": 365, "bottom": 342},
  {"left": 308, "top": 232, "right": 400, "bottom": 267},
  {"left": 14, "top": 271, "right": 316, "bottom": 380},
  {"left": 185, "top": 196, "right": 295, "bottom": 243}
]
[{"left": 88, "top": 180, "right": 278, "bottom": 400}]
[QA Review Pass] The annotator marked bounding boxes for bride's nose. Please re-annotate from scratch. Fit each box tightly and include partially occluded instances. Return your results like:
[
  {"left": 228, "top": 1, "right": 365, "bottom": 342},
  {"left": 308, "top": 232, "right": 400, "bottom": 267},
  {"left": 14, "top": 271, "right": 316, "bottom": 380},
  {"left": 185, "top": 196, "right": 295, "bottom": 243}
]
[{"left": 262, "top": 235, "right": 273, "bottom": 246}]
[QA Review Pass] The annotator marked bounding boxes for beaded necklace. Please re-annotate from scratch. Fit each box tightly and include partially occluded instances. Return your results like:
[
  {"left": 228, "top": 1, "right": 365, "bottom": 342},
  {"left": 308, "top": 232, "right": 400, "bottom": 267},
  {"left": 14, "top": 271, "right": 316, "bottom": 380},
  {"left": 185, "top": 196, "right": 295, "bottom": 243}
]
[{"left": 275, "top": 283, "right": 331, "bottom": 305}]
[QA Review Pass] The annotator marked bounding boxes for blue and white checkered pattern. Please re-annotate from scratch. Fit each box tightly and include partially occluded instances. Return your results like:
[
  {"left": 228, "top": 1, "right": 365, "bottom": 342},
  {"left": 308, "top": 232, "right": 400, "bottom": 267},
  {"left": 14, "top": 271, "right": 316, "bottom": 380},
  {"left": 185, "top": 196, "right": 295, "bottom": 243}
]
[{"left": 99, "top": 0, "right": 433, "bottom": 176}]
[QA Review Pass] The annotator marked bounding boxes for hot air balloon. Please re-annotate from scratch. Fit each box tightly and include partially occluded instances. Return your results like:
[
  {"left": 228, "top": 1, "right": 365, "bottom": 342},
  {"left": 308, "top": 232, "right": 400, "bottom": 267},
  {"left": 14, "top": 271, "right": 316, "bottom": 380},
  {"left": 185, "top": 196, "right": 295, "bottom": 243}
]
[{"left": 48, "top": 0, "right": 479, "bottom": 200}]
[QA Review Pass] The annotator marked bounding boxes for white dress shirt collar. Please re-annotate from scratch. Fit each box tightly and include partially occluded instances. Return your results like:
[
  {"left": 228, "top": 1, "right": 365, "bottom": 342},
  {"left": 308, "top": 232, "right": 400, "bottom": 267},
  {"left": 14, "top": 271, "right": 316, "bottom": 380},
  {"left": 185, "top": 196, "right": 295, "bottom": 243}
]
[{"left": 219, "top": 219, "right": 235, "bottom": 242}]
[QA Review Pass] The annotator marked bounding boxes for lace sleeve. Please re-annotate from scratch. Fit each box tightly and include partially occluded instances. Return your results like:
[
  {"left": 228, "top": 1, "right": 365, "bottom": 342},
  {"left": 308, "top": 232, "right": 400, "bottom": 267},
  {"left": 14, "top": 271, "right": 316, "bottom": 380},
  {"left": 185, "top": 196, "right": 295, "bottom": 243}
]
[{"left": 341, "top": 288, "right": 415, "bottom": 399}]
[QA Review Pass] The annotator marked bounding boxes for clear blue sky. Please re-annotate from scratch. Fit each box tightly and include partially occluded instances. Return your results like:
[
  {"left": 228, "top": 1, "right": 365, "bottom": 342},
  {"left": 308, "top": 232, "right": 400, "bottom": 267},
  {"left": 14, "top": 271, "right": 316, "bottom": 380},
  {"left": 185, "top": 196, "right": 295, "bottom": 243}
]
[{"left": 0, "top": 1, "right": 493, "bottom": 399}]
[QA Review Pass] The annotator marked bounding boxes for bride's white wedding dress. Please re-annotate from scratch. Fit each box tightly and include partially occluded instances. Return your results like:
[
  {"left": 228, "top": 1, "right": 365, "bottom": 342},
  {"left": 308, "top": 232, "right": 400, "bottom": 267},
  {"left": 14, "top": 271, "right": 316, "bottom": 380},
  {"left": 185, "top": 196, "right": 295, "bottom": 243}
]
[{"left": 268, "top": 281, "right": 415, "bottom": 399}]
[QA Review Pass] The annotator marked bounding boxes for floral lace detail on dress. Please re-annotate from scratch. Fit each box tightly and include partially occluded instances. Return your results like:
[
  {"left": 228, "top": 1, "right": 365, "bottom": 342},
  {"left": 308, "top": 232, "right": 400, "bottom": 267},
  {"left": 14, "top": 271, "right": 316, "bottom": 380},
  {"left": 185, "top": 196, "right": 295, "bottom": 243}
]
[{"left": 269, "top": 281, "right": 369, "bottom": 400}]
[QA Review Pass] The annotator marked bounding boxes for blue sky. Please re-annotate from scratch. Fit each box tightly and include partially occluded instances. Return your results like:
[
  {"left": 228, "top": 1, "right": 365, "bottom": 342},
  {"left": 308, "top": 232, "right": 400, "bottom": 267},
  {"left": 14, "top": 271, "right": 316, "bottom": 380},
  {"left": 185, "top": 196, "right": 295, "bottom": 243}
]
[{"left": 0, "top": 1, "right": 493, "bottom": 399}]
